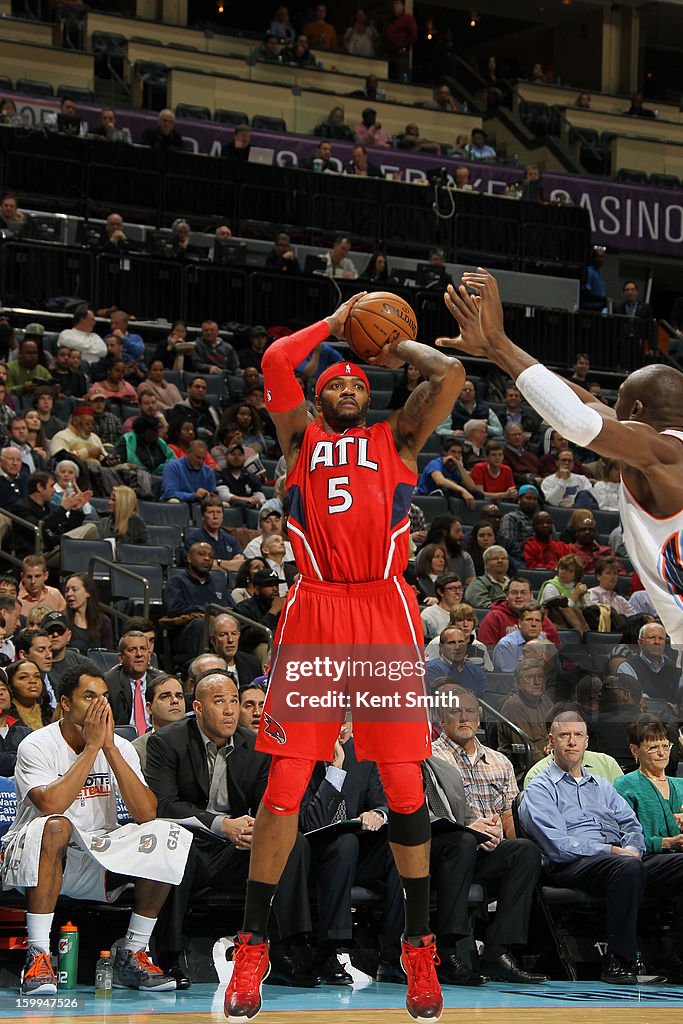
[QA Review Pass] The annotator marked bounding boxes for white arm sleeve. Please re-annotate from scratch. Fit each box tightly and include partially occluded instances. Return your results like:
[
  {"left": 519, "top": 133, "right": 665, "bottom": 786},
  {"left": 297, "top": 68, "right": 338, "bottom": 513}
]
[{"left": 516, "top": 364, "right": 604, "bottom": 448}]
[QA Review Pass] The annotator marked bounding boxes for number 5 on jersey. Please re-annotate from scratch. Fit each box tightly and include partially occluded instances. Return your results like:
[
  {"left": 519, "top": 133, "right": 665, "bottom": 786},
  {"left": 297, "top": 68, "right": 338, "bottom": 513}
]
[{"left": 328, "top": 476, "right": 353, "bottom": 514}]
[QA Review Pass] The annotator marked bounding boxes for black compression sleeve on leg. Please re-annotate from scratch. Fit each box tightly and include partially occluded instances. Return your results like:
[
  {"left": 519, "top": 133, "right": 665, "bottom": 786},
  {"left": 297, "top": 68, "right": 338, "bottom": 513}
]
[
  {"left": 242, "top": 880, "right": 277, "bottom": 938},
  {"left": 387, "top": 803, "right": 431, "bottom": 847},
  {"left": 401, "top": 875, "right": 431, "bottom": 939}
]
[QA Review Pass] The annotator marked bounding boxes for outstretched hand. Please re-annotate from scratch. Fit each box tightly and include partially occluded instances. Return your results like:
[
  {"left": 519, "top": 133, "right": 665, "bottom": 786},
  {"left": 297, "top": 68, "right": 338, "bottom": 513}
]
[{"left": 436, "top": 268, "right": 508, "bottom": 359}]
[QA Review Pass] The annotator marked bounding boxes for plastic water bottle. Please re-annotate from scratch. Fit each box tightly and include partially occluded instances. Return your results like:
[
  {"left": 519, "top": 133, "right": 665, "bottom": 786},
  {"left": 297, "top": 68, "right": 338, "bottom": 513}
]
[
  {"left": 95, "top": 950, "right": 113, "bottom": 997},
  {"left": 57, "top": 922, "right": 79, "bottom": 990}
]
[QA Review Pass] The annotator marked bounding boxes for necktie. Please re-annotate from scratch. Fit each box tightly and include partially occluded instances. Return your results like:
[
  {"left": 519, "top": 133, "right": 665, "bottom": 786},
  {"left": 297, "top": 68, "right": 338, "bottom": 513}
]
[
  {"left": 331, "top": 797, "right": 348, "bottom": 824},
  {"left": 133, "top": 679, "right": 147, "bottom": 737},
  {"left": 421, "top": 763, "right": 454, "bottom": 822}
]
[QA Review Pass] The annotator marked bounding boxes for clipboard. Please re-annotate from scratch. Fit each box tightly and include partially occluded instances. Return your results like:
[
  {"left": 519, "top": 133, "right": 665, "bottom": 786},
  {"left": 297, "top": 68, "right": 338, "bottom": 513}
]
[
  {"left": 430, "top": 818, "right": 492, "bottom": 844},
  {"left": 304, "top": 818, "right": 370, "bottom": 838}
]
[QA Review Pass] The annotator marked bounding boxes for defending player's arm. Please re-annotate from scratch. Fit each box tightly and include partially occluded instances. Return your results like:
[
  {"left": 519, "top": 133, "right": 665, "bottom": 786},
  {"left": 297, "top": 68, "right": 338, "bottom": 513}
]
[
  {"left": 380, "top": 341, "right": 466, "bottom": 463},
  {"left": 439, "top": 270, "right": 680, "bottom": 471},
  {"left": 261, "top": 294, "right": 366, "bottom": 469}
]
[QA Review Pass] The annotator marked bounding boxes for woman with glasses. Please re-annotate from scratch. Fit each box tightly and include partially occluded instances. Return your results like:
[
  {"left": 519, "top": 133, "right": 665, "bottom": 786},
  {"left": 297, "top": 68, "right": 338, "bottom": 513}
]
[{"left": 615, "top": 714, "right": 683, "bottom": 853}]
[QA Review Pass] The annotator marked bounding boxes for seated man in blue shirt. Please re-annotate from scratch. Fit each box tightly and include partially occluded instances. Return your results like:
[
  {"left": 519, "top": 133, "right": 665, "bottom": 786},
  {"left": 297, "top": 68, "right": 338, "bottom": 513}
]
[
  {"left": 426, "top": 626, "right": 487, "bottom": 696},
  {"left": 162, "top": 542, "right": 228, "bottom": 669},
  {"left": 492, "top": 602, "right": 555, "bottom": 672},
  {"left": 416, "top": 437, "right": 481, "bottom": 508},
  {"left": 184, "top": 494, "right": 244, "bottom": 573},
  {"left": 520, "top": 705, "right": 683, "bottom": 983},
  {"left": 160, "top": 440, "right": 218, "bottom": 503}
]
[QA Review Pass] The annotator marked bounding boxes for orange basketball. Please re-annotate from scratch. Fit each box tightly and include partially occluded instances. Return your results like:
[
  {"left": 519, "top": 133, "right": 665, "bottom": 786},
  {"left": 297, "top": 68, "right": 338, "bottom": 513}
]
[{"left": 344, "top": 292, "right": 418, "bottom": 362}]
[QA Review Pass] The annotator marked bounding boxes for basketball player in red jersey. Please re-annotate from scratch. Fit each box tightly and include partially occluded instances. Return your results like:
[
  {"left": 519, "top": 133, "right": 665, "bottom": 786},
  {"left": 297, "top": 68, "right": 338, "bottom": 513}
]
[
  {"left": 224, "top": 294, "right": 466, "bottom": 1024},
  {"left": 440, "top": 269, "right": 683, "bottom": 647}
]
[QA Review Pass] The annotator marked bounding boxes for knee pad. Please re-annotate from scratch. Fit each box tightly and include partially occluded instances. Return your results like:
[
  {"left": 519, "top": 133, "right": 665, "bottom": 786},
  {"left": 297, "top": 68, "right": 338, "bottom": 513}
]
[
  {"left": 262, "top": 755, "right": 315, "bottom": 816},
  {"left": 387, "top": 804, "right": 431, "bottom": 847},
  {"left": 377, "top": 761, "right": 425, "bottom": 815}
]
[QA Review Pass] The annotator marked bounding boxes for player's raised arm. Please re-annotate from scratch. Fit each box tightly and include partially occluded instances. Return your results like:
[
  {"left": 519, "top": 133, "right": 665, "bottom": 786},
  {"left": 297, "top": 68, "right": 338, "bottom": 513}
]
[
  {"left": 438, "top": 269, "right": 683, "bottom": 472},
  {"left": 261, "top": 294, "right": 366, "bottom": 469}
]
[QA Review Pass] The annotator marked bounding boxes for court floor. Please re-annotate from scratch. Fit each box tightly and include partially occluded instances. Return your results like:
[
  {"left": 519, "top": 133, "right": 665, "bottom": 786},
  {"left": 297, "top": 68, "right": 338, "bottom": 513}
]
[{"left": 2, "top": 979, "right": 683, "bottom": 1023}]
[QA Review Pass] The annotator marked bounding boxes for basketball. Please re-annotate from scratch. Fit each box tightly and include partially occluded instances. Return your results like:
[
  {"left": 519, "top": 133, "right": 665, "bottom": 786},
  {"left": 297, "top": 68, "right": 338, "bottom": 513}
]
[{"left": 344, "top": 291, "right": 418, "bottom": 362}]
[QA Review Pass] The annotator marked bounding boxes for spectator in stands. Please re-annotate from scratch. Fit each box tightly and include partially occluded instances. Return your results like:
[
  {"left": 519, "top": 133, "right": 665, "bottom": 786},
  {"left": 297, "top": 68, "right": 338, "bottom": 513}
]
[
  {"left": 51, "top": 345, "right": 88, "bottom": 398},
  {"left": 185, "top": 494, "right": 244, "bottom": 572},
  {"left": 251, "top": 32, "right": 283, "bottom": 63},
  {"left": 84, "top": 392, "right": 123, "bottom": 450},
  {"left": 465, "top": 129, "right": 496, "bottom": 160},
  {"left": 230, "top": 557, "right": 267, "bottom": 604},
  {"left": 123, "top": 616, "right": 158, "bottom": 660},
  {"left": 353, "top": 107, "right": 391, "bottom": 148},
  {"left": 498, "top": 484, "right": 540, "bottom": 548},
  {"left": 345, "top": 143, "right": 383, "bottom": 178},
  {"left": 137, "top": 360, "right": 183, "bottom": 410},
  {"left": 453, "top": 166, "right": 471, "bottom": 188},
  {"left": 536, "top": 553, "right": 593, "bottom": 634},
  {"left": 221, "top": 124, "right": 252, "bottom": 161},
  {"left": 0, "top": 193, "right": 28, "bottom": 238},
  {"left": 476, "top": 503, "right": 525, "bottom": 572},
  {"left": 424, "top": 602, "right": 490, "bottom": 665},
  {"left": 523, "top": 511, "right": 572, "bottom": 569},
  {"left": 570, "top": 512, "right": 623, "bottom": 574},
  {"left": 0, "top": 593, "right": 20, "bottom": 662},
  {"left": 234, "top": 566, "right": 283, "bottom": 632},
  {"left": 162, "top": 542, "right": 226, "bottom": 666},
  {"left": 10, "top": 415, "right": 48, "bottom": 473},
  {"left": 107, "top": 311, "right": 145, "bottom": 375},
  {"left": 270, "top": 6, "right": 295, "bottom": 44},
  {"left": 478, "top": 578, "right": 561, "bottom": 647},
  {"left": 498, "top": 659, "right": 554, "bottom": 763},
  {"left": 11, "top": 470, "right": 96, "bottom": 563},
  {"left": 498, "top": 383, "right": 540, "bottom": 438},
  {"left": 121, "top": 391, "right": 168, "bottom": 436},
  {"left": 160, "top": 439, "right": 218, "bottom": 504},
  {"left": 415, "top": 437, "right": 478, "bottom": 507},
  {"left": 114, "top": 415, "right": 174, "bottom": 481},
  {"left": 92, "top": 107, "right": 121, "bottom": 140},
  {"left": 303, "top": 4, "right": 337, "bottom": 49},
  {"left": 221, "top": 403, "right": 267, "bottom": 453},
  {"left": 528, "top": 62, "right": 547, "bottom": 83},
  {"left": 6, "top": 659, "right": 51, "bottom": 731},
  {"left": 386, "top": 0, "right": 418, "bottom": 81},
  {"left": 492, "top": 602, "right": 552, "bottom": 672},
  {"left": 169, "top": 379, "right": 220, "bottom": 436},
  {"left": 363, "top": 251, "right": 391, "bottom": 284},
  {"left": 166, "top": 417, "right": 217, "bottom": 469},
  {"left": 238, "top": 327, "right": 270, "bottom": 374},
  {"left": 459, "top": 419, "right": 487, "bottom": 470},
  {"left": 415, "top": 544, "right": 449, "bottom": 601},
  {"left": 587, "top": 458, "right": 619, "bottom": 512},
  {"left": 97, "top": 212, "right": 130, "bottom": 254},
  {"left": 581, "top": 245, "right": 608, "bottom": 312},
  {"left": 193, "top": 320, "right": 239, "bottom": 376},
  {"left": 426, "top": 83, "right": 458, "bottom": 112},
  {"left": 95, "top": 484, "right": 150, "bottom": 548},
  {"left": 7, "top": 338, "right": 53, "bottom": 396},
  {"left": 626, "top": 92, "right": 655, "bottom": 118},
  {"left": 132, "top": 673, "right": 185, "bottom": 773},
  {"left": 209, "top": 613, "right": 261, "bottom": 686},
  {"left": 429, "top": 685, "right": 546, "bottom": 984},
  {"left": 64, "top": 572, "right": 113, "bottom": 653},
  {"left": 421, "top": 515, "right": 476, "bottom": 583},
  {"left": 315, "top": 105, "right": 355, "bottom": 142},
  {"left": 389, "top": 364, "right": 423, "bottom": 408},
  {"left": 349, "top": 73, "right": 385, "bottom": 102},
  {"left": 575, "top": 93, "right": 591, "bottom": 109},
  {"left": 0, "top": 668, "right": 31, "bottom": 772},
  {"left": 617, "top": 622, "right": 681, "bottom": 705},
  {"left": 448, "top": 380, "right": 503, "bottom": 437},
  {"left": 239, "top": 680, "right": 266, "bottom": 733},
  {"left": 343, "top": 9, "right": 379, "bottom": 56},
  {"left": 264, "top": 233, "right": 301, "bottom": 275},
  {"left": 464, "top": 544, "right": 510, "bottom": 609},
  {"left": 152, "top": 322, "right": 186, "bottom": 370},
  {"left": 141, "top": 108, "right": 185, "bottom": 150},
  {"left": 14, "top": 627, "right": 57, "bottom": 710},
  {"left": 0, "top": 446, "right": 27, "bottom": 511},
  {"left": 395, "top": 122, "right": 440, "bottom": 153},
  {"left": 320, "top": 234, "right": 358, "bottom": 279},
  {"left": 218, "top": 443, "right": 266, "bottom": 510},
  {"left": 57, "top": 306, "right": 106, "bottom": 365},
  {"left": 425, "top": 625, "right": 487, "bottom": 695},
  {"left": 146, "top": 670, "right": 315, "bottom": 987},
  {"left": 421, "top": 574, "right": 464, "bottom": 640},
  {"left": 41, "top": 611, "right": 87, "bottom": 687},
  {"left": 541, "top": 449, "right": 593, "bottom": 508},
  {"left": 302, "top": 139, "right": 335, "bottom": 172},
  {"left": 282, "top": 32, "right": 317, "bottom": 67},
  {"left": 615, "top": 280, "right": 653, "bottom": 320},
  {"left": 470, "top": 440, "right": 517, "bottom": 501},
  {"left": 31, "top": 387, "right": 64, "bottom": 441},
  {"left": 462, "top": 521, "right": 498, "bottom": 578},
  {"left": 537, "top": 429, "right": 586, "bottom": 478},
  {"left": 18, "top": 554, "right": 66, "bottom": 618},
  {"left": 520, "top": 705, "right": 683, "bottom": 983},
  {"left": 587, "top": 556, "right": 636, "bottom": 629},
  {"left": 104, "top": 630, "right": 160, "bottom": 730},
  {"left": 503, "top": 423, "right": 541, "bottom": 485},
  {"left": 243, "top": 507, "right": 293, "bottom": 560},
  {"left": 0, "top": 100, "right": 20, "bottom": 127}
]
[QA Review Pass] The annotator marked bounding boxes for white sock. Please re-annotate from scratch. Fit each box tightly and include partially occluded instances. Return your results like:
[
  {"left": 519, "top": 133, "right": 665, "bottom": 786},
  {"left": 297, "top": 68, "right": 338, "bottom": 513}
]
[
  {"left": 26, "top": 912, "right": 53, "bottom": 954},
  {"left": 121, "top": 912, "right": 156, "bottom": 953}
]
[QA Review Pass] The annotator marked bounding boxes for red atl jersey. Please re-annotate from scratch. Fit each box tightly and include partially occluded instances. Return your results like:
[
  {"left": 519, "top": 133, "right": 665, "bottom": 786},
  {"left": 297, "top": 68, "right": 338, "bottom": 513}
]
[{"left": 286, "top": 419, "right": 416, "bottom": 584}]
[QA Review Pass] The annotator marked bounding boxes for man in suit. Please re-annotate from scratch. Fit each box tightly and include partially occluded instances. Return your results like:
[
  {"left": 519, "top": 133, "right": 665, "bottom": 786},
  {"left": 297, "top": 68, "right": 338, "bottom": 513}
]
[
  {"left": 428, "top": 684, "right": 545, "bottom": 985},
  {"left": 299, "top": 724, "right": 404, "bottom": 985},
  {"left": 104, "top": 631, "right": 160, "bottom": 733},
  {"left": 145, "top": 672, "right": 317, "bottom": 988},
  {"left": 615, "top": 280, "right": 653, "bottom": 320},
  {"left": 209, "top": 613, "right": 262, "bottom": 688}
]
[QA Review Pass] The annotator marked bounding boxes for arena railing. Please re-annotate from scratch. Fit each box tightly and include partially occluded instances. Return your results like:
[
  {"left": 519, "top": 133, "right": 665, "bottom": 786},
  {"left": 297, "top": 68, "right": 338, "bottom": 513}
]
[
  {"left": 88, "top": 555, "right": 151, "bottom": 623},
  {"left": 1, "top": 508, "right": 43, "bottom": 568}
]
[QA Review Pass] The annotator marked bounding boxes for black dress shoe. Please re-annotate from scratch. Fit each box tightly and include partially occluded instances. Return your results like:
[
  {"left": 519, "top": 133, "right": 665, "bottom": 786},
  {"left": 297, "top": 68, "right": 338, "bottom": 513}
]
[
  {"left": 266, "top": 951, "right": 321, "bottom": 988},
  {"left": 600, "top": 953, "right": 637, "bottom": 984},
  {"left": 376, "top": 960, "right": 406, "bottom": 984},
  {"left": 312, "top": 954, "right": 354, "bottom": 986},
  {"left": 481, "top": 951, "right": 547, "bottom": 984},
  {"left": 164, "top": 961, "right": 192, "bottom": 989},
  {"left": 437, "top": 951, "right": 483, "bottom": 986}
]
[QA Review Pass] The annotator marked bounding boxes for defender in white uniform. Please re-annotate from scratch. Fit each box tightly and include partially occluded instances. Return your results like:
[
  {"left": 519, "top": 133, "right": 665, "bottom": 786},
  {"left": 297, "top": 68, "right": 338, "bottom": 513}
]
[{"left": 439, "top": 270, "right": 683, "bottom": 646}]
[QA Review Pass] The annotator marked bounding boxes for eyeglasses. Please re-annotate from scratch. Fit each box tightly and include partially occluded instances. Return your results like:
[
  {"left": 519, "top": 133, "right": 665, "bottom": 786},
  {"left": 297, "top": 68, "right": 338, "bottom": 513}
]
[{"left": 644, "top": 742, "right": 673, "bottom": 754}]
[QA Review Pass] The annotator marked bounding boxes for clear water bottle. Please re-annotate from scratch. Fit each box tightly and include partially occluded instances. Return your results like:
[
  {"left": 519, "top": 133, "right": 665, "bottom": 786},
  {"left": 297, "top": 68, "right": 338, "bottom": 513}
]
[{"left": 95, "top": 950, "right": 113, "bottom": 997}]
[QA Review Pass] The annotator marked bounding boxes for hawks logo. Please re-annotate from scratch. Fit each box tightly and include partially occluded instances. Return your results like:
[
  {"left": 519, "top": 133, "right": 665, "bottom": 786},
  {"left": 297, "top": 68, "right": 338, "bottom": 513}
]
[
  {"left": 262, "top": 712, "right": 287, "bottom": 745},
  {"left": 659, "top": 531, "right": 683, "bottom": 607}
]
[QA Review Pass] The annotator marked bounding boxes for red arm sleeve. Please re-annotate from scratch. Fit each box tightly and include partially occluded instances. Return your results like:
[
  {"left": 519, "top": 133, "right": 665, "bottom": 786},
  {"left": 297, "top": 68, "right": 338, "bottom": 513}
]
[{"left": 262, "top": 321, "right": 330, "bottom": 413}]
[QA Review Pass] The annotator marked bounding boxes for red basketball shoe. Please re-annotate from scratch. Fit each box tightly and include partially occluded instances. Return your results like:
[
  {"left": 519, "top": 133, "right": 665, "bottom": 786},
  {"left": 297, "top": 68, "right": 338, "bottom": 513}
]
[
  {"left": 401, "top": 934, "right": 443, "bottom": 1023},
  {"left": 224, "top": 933, "right": 271, "bottom": 1022}
]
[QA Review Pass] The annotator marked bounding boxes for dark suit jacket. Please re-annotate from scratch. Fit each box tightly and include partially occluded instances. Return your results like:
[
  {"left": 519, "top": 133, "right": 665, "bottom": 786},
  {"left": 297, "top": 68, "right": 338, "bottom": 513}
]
[
  {"left": 11, "top": 496, "right": 85, "bottom": 559},
  {"left": 234, "top": 651, "right": 262, "bottom": 688},
  {"left": 145, "top": 716, "right": 270, "bottom": 832},
  {"left": 426, "top": 755, "right": 476, "bottom": 826},
  {"left": 615, "top": 300, "right": 653, "bottom": 318},
  {"left": 299, "top": 738, "right": 388, "bottom": 833},
  {"left": 104, "top": 665, "right": 162, "bottom": 726}
]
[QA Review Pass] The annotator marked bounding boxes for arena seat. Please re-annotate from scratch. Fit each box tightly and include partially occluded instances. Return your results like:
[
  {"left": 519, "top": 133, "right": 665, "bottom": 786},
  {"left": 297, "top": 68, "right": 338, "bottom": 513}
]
[
  {"left": 118, "top": 543, "right": 174, "bottom": 568},
  {"left": 175, "top": 102, "right": 212, "bottom": 120},
  {"left": 650, "top": 172, "right": 680, "bottom": 188},
  {"left": 215, "top": 109, "right": 250, "bottom": 125},
  {"left": 0, "top": 76, "right": 13, "bottom": 92},
  {"left": 57, "top": 84, "right": 95, "bottom": 103},
  {"left": 16, "top": 78, "right": 53, "bottom": 97},
  {"left": 110, "top": 563, "right": 164, "bottom": 607},
  {"left": 251, "top": 114, "right": 287, "bottom": 132},
  {"left": 60, "top": 537, "right": 114, "bottom": 581},
  {"left": 147, "top": 524, "right": 183, "bottom": 550},
  {"left": 616, "top": 168, "right": 648, "bottom": 185},
  {"left": 138, "top": 501, "right": 190, "bottom": 528},
  {"left": 87, "top": 648, "right": 119, "bottom": 674}
]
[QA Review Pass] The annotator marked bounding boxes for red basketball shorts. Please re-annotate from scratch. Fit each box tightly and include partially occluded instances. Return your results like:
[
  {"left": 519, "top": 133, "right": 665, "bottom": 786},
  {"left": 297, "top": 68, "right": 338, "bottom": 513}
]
[{"left": 256, "top": 575, "right": 432, "bottom": 763}]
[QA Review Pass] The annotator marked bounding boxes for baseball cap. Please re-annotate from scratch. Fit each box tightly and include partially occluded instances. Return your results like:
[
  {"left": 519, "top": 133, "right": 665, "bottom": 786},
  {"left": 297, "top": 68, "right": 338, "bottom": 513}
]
[
  {"left": 24, "top": 323, "right": 45, "bottom": 337},
  {"left": 259, "top": 507, "right": 281, "bottom": 520},
  {"left": 518, "top": 484, "right": 539, "bottom": 497},
  {"left": 87, "top": 386, "right": 108, "bottom": 400},
  {"left": 250, "top": 325, "right": 267, "bottom": 336},
  {"left": 315, "top": 361, "right": 370, "bottom": 398},
  {"left": 253, "top": 569, "right": 280, "bottom": 586},
  {"left": 42, "top": 611, "right": 68, "bottom": 632},
  {"left": 227, "top": 443, "right": 244, "bottom": 453}
]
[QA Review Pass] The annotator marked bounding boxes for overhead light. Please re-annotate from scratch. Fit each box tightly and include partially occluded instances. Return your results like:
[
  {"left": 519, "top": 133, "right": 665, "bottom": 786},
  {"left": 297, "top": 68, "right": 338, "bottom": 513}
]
[{"left": 469, "top": 11, "right": 479, "bottom": 28}]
